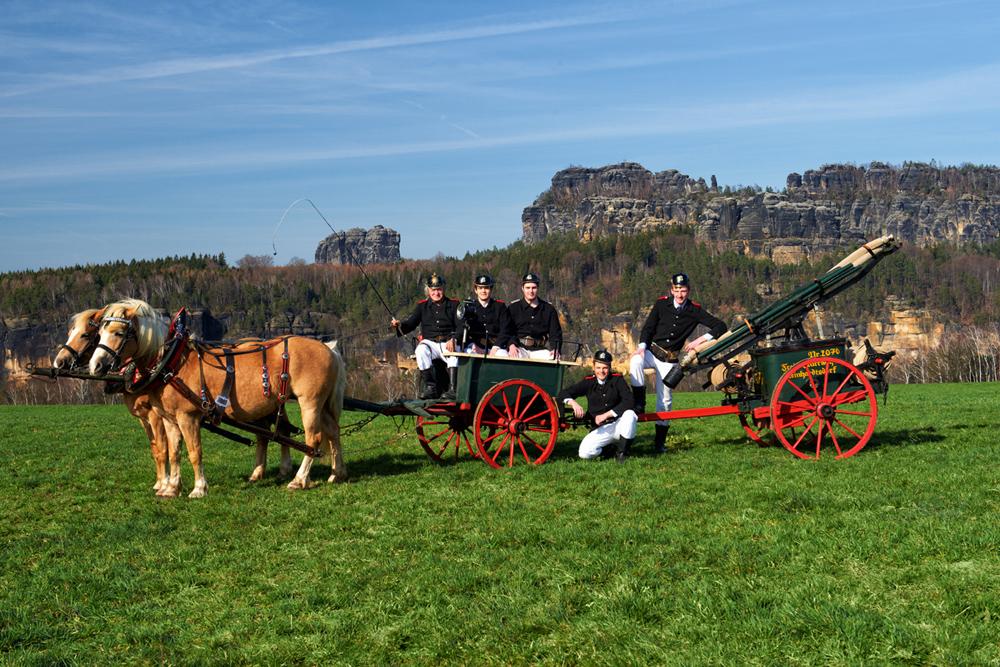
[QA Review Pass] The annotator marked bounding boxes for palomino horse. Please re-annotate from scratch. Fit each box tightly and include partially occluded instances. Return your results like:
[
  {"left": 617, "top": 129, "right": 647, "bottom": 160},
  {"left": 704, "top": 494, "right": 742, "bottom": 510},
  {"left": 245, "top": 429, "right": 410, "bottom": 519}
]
[
  {"left": 53, "top": 303, "right": 177, "bottom": 493},
  {"left": 57, "top": 303, "right": 298, "bottom": 493},
  {"left": 90, "top": 300, "right": 347, "bottom": 498}
]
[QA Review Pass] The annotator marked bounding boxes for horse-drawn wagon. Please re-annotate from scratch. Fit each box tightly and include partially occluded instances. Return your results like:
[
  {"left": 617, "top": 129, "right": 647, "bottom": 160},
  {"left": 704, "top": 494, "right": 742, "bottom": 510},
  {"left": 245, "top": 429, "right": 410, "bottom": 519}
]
[{"left": 30, "top": 235, "right": 902, "bottom": 494}]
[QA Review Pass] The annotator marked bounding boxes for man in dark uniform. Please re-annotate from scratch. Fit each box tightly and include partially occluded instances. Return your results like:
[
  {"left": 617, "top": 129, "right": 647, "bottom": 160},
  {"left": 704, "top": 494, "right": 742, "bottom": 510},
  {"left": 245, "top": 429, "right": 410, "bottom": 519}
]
[
  {"left": 557, "top": 350, "right": 637, "bottom": 463},
  {"left": 630, "top": 272, "right": 727, "bottom": 452},
  {"left": 462, "top": 274, "right": 517, "bottom": 356},
  {"left": 508, "top": 273, "right": 563, "bottom": 360},
  {"left": 391, "top": 273, "right": 461, "bottom": 400}
]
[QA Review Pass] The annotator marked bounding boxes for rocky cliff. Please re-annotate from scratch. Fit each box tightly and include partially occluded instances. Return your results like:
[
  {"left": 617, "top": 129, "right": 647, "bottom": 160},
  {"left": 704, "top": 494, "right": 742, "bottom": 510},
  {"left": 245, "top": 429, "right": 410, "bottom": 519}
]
[
  {"left": 315, "top": 225, "right": 401, "bottom": 266},
  {"left": 523, "top": 162, "right": 1000, "bottom": 262}
]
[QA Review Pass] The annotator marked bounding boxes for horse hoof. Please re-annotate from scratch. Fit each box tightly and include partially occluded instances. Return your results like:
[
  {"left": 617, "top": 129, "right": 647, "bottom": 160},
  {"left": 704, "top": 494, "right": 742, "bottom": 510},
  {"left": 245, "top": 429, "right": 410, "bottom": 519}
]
[
  {"left": 286, "top": 478, "right": 310, "bottom": 491},
  {"left": 328, "top": 474, "right": 348, "bottom": 484}
]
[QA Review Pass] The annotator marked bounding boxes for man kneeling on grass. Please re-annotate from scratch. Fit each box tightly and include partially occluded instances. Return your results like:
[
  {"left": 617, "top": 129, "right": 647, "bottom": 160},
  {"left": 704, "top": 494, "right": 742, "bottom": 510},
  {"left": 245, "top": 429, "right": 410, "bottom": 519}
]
[{"left": 556, "top": 350, "right": 638, "bottom": 464}]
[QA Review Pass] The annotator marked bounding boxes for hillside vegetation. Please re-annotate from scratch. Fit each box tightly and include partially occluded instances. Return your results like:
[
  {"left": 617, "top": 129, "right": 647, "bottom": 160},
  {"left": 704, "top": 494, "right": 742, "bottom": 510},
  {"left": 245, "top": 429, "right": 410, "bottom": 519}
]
[
  {"left": 3, "top": 227, "right": 1000, "bottom": 403},
  {"left": 3, "top": 227, "right": 999, "bottom": 335}
]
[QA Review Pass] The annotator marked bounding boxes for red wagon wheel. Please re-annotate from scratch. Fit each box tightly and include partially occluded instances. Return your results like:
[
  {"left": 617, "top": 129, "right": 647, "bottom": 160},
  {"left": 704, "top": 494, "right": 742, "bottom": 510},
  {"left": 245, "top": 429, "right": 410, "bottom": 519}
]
[
  {"left": 770, "top": 357, "right": 877, "bottom": 460},
  {"left": 416, "top": 408, "right": 479, "bottom": 461},
  {"left": 473, "top": 379, "right": 559, "bottom": 469}
]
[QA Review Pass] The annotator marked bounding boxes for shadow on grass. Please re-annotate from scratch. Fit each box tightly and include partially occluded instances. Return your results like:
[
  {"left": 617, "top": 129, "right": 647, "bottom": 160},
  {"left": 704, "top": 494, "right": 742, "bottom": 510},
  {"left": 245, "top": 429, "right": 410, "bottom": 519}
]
[{"left": 857, "top": 425, "right": 946, "bottom": 453}]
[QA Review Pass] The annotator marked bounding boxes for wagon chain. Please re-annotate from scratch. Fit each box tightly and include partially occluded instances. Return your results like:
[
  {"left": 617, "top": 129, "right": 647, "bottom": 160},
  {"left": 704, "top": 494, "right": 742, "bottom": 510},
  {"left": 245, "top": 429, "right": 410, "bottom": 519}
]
[{"left": 344, "top": 426, "right": 417, "bottom": 455}]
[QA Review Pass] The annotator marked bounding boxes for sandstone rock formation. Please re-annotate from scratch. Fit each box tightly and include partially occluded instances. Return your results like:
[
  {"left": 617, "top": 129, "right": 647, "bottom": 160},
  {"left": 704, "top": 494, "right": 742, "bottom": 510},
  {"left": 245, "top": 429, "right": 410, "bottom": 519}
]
[
  {"left": 315, "top": 226, "right": 401, "bottom": 266},
  {"left": 524, "top": 162, "right": 1000, "bottom": 262}
]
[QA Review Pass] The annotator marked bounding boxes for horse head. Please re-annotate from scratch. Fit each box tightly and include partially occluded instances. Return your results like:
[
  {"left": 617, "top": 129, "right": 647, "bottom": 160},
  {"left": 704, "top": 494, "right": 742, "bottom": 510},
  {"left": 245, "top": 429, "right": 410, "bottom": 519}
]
[
  {"left": 54, "top": 307, "right": 106, "bottom": 371},
  {"left": 89, "top": 299, "right": 168, "bottom": 376}
]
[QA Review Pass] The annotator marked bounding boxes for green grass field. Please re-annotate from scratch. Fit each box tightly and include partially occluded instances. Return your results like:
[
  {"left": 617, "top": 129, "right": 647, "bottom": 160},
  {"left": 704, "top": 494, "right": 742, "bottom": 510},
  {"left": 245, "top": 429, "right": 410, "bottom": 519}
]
[{"left": 1, "top": 383, "right": 998, "bottom": 666}]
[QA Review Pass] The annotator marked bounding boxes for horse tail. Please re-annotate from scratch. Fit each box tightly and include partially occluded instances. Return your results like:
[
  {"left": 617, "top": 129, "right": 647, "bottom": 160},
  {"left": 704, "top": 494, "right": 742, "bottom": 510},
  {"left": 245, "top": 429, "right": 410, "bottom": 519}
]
[{"left": 325, "top": 340, "right": 345, "bottom": 420}]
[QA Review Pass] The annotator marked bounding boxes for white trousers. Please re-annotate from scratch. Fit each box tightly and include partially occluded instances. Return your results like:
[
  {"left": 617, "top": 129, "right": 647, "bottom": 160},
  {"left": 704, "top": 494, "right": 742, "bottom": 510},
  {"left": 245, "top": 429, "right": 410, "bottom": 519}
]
[
  {"left": 463, "top": 343, "right": 509, "bottom": 357},
  {"left": 579, "top": 411, "right": 638, "bottom": 459},
  {"left": 515, "top": 347, "right": 554, "bottom": 360},
  {"left": 630, "top": 350, "right": 675, "bottom": 426},
  {"left": 416, "top": 340, "right": 458, "bottom": 371}
]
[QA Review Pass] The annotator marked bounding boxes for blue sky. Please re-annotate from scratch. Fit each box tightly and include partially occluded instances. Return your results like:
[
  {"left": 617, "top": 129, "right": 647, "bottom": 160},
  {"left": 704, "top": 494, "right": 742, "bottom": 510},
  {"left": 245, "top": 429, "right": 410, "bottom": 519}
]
[{"left": 2, "top": 0, "right": 999, "bottom": 272}]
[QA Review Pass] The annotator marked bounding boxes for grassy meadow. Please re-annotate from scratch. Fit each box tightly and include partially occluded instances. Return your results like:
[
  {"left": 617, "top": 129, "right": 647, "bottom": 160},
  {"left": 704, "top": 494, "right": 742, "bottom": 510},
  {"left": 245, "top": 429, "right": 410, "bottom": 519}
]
[{"left": 1, "top": 382, "right": 999, "bottom": 666}]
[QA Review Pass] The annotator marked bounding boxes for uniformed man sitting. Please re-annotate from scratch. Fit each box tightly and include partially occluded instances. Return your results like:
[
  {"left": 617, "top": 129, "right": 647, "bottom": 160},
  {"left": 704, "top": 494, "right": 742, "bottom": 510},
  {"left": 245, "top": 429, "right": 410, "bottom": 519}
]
[
  {"left": 630, "top": 272, "right": 727, "bottom": 453},
  {"left": 557, "top": 350, "right": 637, "bottom": 463},
  {"left": 462, "top": 274, "right": 518, "bottom": 356},
  {"left": 391, "top": 273, "right": 461, "bottom": 400},
  {"left": 508, "top": 273, "right": 563, "bottom": 360}
]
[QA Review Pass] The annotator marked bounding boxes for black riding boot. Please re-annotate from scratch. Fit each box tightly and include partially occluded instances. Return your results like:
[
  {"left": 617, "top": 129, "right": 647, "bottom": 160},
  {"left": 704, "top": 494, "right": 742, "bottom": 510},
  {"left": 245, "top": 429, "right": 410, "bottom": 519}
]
[
  {"left": 632, "top": 385, "right": 647, "bottom": 415},
  {"left": 597, "top": 443, "right": 617, "bottom": 460},
  {"left": 440, "top": 367, "right": 458, "bottom": 401},
  {"left": 653, "top": 424, "right": 669, "bottom": 454},
  {"left": 420, "top": 369, "right": 440, "bottom": 400},
  {"left": 616, "top": 436, "right": 634, "bottom": 464}
]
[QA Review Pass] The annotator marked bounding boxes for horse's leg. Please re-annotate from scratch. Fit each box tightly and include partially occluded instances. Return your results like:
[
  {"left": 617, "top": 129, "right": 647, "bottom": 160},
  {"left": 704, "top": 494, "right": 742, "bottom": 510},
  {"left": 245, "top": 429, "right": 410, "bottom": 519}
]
[
  {"left": 277, "top": 418, "right": 293, "bottom": 479},
  {"left": 323, "top": 410, "right": 347, "bottom": 484},
  {"left": 177, "top": 412, "right": 209, "bottom": 499},
  {"left": 125, "top": 394, "right": 169, "bottom": 493},
  {"left": 249, "top": 436, "right": 268, "bottom": 482},
  {"left": 148, "top": 411, "right": 170, "bottom": 493},
  {"left": 158, "top": 418, "right": 184, "bottom": 499},
  {"left": 287, "top": 402, "right": 325, "bottom": 490},
  {"left": 279, "top": 445, "right": 293, "bottom": 479}
]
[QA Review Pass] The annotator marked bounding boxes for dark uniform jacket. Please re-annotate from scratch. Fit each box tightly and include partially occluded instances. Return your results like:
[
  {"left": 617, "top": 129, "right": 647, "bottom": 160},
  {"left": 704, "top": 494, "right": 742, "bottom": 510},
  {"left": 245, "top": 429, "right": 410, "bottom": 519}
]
[
  {"left": 556, "top": 372, "right": 635, "bottom": 423},
  {"left": 508, "top": 298, "right": 563, "bottom": 351},
  {"left": 639, "top": 297, "right": 727, "bottom": 353},
  {"left": 466, "top": 298, "right": 515, "bottom": 349},
  {"left": 398, "top": 297, "right": 461, "bottom": 342}
]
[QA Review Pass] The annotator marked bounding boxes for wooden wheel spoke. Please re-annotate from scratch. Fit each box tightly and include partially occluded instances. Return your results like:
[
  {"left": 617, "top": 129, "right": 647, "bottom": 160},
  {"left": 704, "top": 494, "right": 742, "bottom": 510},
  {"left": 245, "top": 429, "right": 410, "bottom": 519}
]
[
  {"left": 515, "top": 436, "right": 533, "bottom": 463},
  {"left": 778, "top": 411, "right": 812, "bottom": 430},
  {"left": 481, "top": 430, "right": 506, "bottom": 446},
  {"left": 518, "top": 432, "right": 546, "bottom": 453},
  {"left": 791, "top": 379, "right": 818, "bottom": 404},
  {"left": 806, "top": 365, "right": 823, "bottom": 401},
  {"left": 515, "top": 390, "right": 541, "bottom": 421},
  {"left": 830, "top": 371, "right": 855, "bottom": 398},
  {"left": 490, "top": 434, "right": 512, "bottom": 464},
  {"left": 814, "top": 419, "right": 826, "bottom": 458},
  {"left": 834, "top": 408, "right": 874, "bottom": 417},
  {"left": 829, "top": 390, "right": 868, "bottom": 407},
  {"left": 791, "top": 416, "right": 818, "bottom": 450},
  {"left": 520, "top": 407, "right": 552, "bottom": 424},
  {"left": 832, "top": 418, "right": 864, "bottom": 441},
  {"left": 825, "top": 421, "right": 845, "bottom": 457}
]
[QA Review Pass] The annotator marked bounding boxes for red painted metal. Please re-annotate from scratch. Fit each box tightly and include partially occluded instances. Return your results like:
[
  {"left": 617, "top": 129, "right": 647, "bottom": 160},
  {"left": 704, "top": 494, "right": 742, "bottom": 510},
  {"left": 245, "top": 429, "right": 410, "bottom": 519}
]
[
  {"left": 637, "top": 404, "right": 742, "bottom": 423},
  {"left": 769, "top": 357, "right": 877, "bottom": 459},
  {"left": 416, "top": 410, "right": 479, "bottom": 461}
]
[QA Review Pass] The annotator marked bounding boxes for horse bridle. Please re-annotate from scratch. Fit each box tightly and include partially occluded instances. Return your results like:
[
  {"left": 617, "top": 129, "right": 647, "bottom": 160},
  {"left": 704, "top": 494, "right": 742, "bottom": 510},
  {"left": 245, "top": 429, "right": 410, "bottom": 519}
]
[
  {"left": 56, "top": 318, "right": 101, "bottom": 371},
  {"left": 95, "top": 315, "right": 137, "bottom": 370}
]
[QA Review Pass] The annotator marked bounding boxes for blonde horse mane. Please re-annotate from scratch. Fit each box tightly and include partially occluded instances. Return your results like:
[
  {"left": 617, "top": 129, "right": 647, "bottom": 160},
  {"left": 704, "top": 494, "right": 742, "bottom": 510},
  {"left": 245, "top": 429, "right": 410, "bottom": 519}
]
[
  {"left": 103, "top": 298, "right": 169, "bottom": 359},
  {"left": 69, "top": 308, "right": 103, "bottom": 332}
]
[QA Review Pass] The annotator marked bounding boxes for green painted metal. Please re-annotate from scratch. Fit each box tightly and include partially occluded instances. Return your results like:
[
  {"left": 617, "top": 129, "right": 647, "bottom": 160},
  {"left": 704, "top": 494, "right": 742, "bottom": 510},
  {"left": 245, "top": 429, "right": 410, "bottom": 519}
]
[
  {"left": 454, "top": 355, "right": 568, "bottom": 405},
  {"left": 751, "top": 338, "right": 850, "bottom": 402}
]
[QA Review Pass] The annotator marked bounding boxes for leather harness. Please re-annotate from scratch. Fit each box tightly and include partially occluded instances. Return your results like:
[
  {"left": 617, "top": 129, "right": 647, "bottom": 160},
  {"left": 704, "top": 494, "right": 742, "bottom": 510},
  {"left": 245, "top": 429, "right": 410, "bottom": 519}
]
[{"left": 100, "top": 309, "right": 320, "bottom": 458}]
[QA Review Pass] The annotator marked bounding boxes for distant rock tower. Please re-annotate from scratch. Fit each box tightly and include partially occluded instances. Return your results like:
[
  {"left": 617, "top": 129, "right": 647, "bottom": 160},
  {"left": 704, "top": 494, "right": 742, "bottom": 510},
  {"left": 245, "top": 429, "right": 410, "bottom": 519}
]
[{"left": 314, "top": 225, "right": 401, "bottom": 265}]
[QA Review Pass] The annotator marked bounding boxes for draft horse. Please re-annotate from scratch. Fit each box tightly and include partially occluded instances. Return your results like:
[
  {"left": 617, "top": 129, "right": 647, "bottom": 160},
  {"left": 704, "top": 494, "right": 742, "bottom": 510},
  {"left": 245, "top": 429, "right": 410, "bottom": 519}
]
[
  {"left": 89, "top": 300, "right": 347, "bottom": 498},
  {"left": 54, "top": 302, "right": 177, "bottom": 493},
  {"left": 55, "top": 302, "right": 298, "bottom": 494}
]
